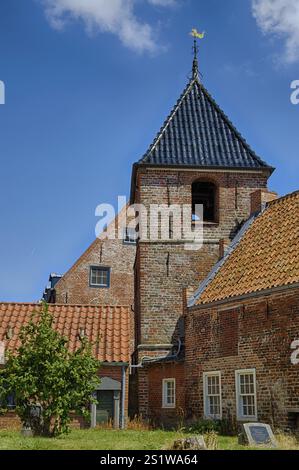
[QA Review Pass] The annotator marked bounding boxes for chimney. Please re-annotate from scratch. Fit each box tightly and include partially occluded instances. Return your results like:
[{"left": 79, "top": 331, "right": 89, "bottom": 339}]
[
  {"left": 250, "top": 189, "right": 278, "bottom": 215},
  {"left": 49, "top": 273, "right": 62, "bottom": 289},
  {"left": 183, "top": 286, "right": 197, "bottom": 313},
  {"left": 219, "top": 238, "right": 231, "bottom": 259}
]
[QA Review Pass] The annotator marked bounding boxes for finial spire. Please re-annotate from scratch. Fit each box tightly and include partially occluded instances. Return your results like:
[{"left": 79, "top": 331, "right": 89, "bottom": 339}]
[
  {"left": 192, "top": 38, "right": 199, "bottom": 79},
  {"left": 190, "top": 28, "right": 205, "bottom": 80}
]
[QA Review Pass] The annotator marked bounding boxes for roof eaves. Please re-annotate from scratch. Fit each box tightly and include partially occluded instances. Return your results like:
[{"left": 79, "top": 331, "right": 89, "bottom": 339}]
[
  {"left": 189, "top": 281, "right": 299, "bottom": 311},
  {"left": 134, "top": 162, "right": 273, "bottom": 172}
]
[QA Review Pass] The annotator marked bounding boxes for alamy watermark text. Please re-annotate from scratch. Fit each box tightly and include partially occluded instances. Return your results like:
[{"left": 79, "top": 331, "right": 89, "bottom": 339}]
[
  {"left": 290, "top": 80, "right": 299, "bottom": 105},
  {"left": 0, "top": 80, "right": 5, "bottom": 105}
]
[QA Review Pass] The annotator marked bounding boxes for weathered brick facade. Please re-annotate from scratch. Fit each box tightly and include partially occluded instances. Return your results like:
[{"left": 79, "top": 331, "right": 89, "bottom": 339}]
[
  {"left": 134, "top": 169, "right": 269, "bottom": 348},
  {"left": 185, "top": 287, "right": 299, "bottom": 430},
  {"left": 133, "top": 168, "right": 271, "bottom": 421},
  {"left": 147, "top": 362, "right": 185, "bottom": 428},
  {"left": 55, "top": 236, "right": 135, "bottom": 306}
]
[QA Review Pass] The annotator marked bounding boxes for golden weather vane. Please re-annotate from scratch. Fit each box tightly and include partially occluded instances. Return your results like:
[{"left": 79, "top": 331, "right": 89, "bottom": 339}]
[
  {"left": 190, "top": 28, "right": 205, "bottom": 79},
  {"left": 190, "top": 28, "right": 205, "bottom": 40}
]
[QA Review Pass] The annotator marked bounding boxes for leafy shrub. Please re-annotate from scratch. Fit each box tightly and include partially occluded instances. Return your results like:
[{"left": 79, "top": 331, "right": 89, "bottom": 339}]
[
  {"left": 0, "top": 303, "right": 99, "bottom": 437},
  {"left": 187, "top": 419, "right": 221, "bottom": 434},
  {"left": 186, "top": 417, "right": 238, "bottom": 436}
]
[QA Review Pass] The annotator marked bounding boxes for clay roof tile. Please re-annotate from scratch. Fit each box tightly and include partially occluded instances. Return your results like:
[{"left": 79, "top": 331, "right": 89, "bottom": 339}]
[{"left": 0, "top": 304, "right": 130, "bottom": 363}]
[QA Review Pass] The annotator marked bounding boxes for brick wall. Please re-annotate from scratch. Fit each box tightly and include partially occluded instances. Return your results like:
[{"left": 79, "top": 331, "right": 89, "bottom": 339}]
[
  {"left": 185, "top": 286, "right": 299, "bottom": 430},
  {"left": 136, "top": 242, "right": 219, "bottom": 346},
  {"left": 134, "top": 168, "right": 269, "bottom": 350},
  {"left": 138, "top": 361, "right": 185, "bottom": 428},
  {"left": 133, "top": 167, "right": 270, "bottom": 420}
]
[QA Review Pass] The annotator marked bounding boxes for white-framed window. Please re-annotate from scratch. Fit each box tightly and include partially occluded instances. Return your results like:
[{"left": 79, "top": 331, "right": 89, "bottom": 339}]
[
  {"left": 162, "top": 378, "right": 176, "bottom": 409},
  {"left": 203, "top": 372, "right": 222, "bottom": 419},
  {"left": 235, "top": 369, "right": 257, "bottom": 421},
  {"left": 123, "top": 227, "right": 137, "bottom": 245}
]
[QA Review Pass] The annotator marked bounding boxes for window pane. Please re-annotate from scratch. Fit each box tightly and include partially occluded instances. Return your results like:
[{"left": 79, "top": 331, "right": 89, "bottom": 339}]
[
  {"left": 209, "top": 395, "right": 220, "bottom": 416},
  {"left": 124, "top": 228, "right": 137, "bottom": 244},
  {"left": 164, "top": 380, "right": 175, "bottom": 407},
  {"left": 205, "top": 374, "right": 221, "bottom": 418},
  {"left": 90, "top": 268, "right": 109, "bottom": 287},
  {"left": 238, "top": 372, "right": 256, "bottom": 417}
]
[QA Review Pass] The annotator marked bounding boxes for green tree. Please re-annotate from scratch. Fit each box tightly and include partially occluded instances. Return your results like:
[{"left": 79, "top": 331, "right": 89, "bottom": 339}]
[{"left": 0, "top": 303, "right": 100, "bottom": 436}]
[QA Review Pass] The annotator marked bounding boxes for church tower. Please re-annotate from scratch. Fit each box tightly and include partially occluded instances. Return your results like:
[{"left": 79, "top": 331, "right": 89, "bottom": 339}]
[{"left": 130, "top": 48, "right": 274, "bottom": 422}]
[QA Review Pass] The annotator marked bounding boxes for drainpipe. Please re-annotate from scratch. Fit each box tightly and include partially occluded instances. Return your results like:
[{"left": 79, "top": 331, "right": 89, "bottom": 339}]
[
  {"left": 121, "top": 365, "right": 126, "bottom": 429},
  {"left": 90, "top": 392, "right": 97, "bottom": 429}
]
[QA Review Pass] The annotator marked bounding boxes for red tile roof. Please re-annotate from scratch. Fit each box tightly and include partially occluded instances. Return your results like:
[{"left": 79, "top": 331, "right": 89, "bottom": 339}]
[
  {"left": 0, "top": 304, "right": 131, "bottom": 364},
  {"left": 194, "top": 191, "right": 299, "bottom": 305}
]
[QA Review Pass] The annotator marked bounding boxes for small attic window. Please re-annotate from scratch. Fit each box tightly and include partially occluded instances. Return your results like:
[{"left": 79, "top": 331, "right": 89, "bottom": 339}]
[
  {"left": 192, "top": 181, "right": 216, "bottom": 223},
  {"left": 89, "top": 266, "right": 110, "bottom": 288}
]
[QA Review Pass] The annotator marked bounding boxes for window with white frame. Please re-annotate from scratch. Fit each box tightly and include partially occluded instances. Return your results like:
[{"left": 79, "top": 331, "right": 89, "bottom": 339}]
[
  {"left": 235, "top": 369, "right": 257, "bottom": 420},
  {"left": 162, "top": 379, "right": 176, "bottom": 408},
  {"left": 203, "top": 372, "right": 222, "bottom": 419}
]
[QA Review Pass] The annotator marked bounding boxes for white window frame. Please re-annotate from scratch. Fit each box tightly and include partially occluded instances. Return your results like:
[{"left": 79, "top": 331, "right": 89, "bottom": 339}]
[
  {"left": 203, "top": 371, "right": 222, "bottom": 420},
  {"left": 235, "top": 369, "right": 257, "bottom": 421},
  {"left": 162, "top": 378, "right": 176, "bottom": 409}
]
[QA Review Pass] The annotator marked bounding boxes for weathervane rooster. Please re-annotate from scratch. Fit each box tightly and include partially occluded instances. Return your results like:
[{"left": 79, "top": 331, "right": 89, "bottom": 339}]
[{"left": 190, "top": 28, "right": 205, "bottom": 39}]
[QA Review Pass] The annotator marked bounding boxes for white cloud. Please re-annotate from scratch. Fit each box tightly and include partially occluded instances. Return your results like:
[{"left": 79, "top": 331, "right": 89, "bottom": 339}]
[
  {"left": 148, "top": 0, "right": 176, "bottom": 5},
  {"left": 41, "top": 0, "right": 175, "bottom": 53},
  {"left": 252, "top": 0, "right": 299, "bottom": 63}
]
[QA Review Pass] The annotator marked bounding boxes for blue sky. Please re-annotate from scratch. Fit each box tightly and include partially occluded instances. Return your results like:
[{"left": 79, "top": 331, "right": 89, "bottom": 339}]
[{"left": 0, "top": 0, "right": 298, "bottom": 302}]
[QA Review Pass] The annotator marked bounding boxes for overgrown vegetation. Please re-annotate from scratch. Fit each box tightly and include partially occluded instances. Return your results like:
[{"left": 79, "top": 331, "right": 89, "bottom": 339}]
[{"left": 0, "top": 303, "right": 99, "bottom": 437}]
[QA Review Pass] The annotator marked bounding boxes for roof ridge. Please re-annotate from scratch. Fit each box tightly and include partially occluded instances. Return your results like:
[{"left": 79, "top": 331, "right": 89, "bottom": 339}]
[
  {"left": 197, "top": 81, "right": 271, "bottom": 169},
  {"left": 188, "top": 211, "right": 261, "bottom": 307},
  {"left": 267, "top": 189, "right": 299, "bottom": 206},
  {"left": 0, "top": 302, "right": 131, "bottom": 309},
  {"left": 0, "top": 302, "right": 40, "bottom": 306},
  {"left": 139, "top": 78, "right": 196, "bottom": 164}
]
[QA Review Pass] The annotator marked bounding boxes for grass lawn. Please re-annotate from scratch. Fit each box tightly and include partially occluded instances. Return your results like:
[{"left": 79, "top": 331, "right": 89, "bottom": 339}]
[{"left": 0, "top": 429, "right": 297, "bottom": 450}]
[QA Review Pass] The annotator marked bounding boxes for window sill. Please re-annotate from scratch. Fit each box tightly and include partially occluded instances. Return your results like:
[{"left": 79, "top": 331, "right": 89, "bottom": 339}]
[
  {"left": 89, "top": 285, "right": 110, "bottom": 289},
  {"left": 237, "top": 416, "right": 258, "bottom": 422},
  {"left": 192, "top": 221, "right": 219, "bottom": 227}
]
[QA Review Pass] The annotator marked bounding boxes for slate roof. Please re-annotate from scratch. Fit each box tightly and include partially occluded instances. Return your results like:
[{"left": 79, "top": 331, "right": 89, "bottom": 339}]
[
  {"left": 189, "top": 191, "right": 299, "bottom": 306},
  {"left": 0, "top": 304, "right": 131, "bottom": 364},
  {"left": 138, "top": 77, "right": 273, "bottom": 171}
]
